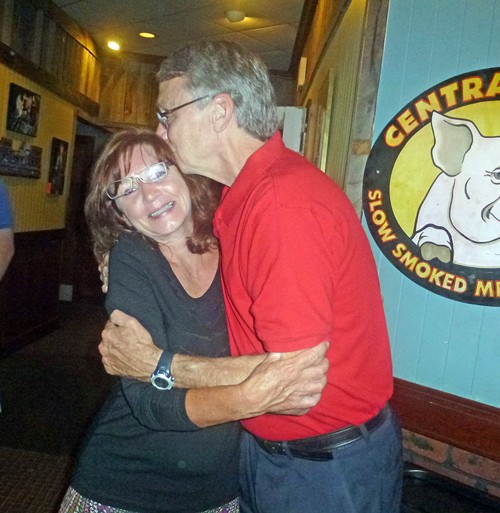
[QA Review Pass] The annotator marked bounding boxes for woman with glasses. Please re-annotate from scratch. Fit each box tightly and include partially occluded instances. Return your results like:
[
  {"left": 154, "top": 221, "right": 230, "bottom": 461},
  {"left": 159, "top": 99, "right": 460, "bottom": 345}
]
[{"left": 58, "top": 128, "right": 289, "bottom": 513}]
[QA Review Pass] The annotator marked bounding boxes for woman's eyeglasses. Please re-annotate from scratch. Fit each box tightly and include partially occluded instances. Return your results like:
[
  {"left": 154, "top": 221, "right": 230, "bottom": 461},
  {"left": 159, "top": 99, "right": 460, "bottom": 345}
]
[{"left": 106, "top": 161, "right": 171, "bottom": 200}]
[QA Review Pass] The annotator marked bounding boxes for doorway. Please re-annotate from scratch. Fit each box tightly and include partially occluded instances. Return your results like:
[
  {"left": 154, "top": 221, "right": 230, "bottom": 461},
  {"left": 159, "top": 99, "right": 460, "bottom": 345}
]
[{"left": 60, "top": 121, "right": 111, "bottom": 301}]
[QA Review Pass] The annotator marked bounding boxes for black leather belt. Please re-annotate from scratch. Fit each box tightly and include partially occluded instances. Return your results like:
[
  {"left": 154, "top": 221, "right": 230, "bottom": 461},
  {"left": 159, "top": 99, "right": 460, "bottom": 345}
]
[{"left": 254, "top": 405, "right": 389, "bottom": 461}]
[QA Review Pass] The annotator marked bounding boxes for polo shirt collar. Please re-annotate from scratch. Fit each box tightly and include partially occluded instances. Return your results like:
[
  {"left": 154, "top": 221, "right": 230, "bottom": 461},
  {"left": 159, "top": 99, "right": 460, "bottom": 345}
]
[{"left": 216, "top": 131, "right": 286, "bottom": 226}]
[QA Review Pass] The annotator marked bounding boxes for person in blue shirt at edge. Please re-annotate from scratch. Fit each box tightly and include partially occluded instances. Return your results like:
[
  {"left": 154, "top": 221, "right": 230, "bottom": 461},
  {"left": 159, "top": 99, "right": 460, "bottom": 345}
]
[
  {"left": 0, "top": 182, "right": 14, "bottom": 281},
  {"left": 59, "top": 128, "right": 328, "bottom": 513}
]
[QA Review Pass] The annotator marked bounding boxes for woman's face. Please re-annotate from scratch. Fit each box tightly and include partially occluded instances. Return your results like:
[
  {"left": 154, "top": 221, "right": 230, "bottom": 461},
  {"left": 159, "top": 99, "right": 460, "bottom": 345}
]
[{"left": 114, "top": 144, "right": 193, "bottom": 245}]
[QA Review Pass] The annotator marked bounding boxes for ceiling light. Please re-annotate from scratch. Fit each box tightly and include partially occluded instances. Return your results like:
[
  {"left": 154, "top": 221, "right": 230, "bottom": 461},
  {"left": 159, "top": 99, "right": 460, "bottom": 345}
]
[
  {"left": 139, "top": 32, "right": 156, "bottom": 39},
  {"left": 107, "top": 41, "right": 120, "bottom": 51},
  {"left": 226, "top": 10, "right": 245, "bottom": 23}
]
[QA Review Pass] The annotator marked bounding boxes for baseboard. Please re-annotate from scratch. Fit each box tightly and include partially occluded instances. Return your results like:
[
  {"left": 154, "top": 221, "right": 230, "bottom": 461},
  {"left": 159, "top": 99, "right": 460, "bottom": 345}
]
[{"left": 391, "top": 378, "right": 500, "bottom": 463}]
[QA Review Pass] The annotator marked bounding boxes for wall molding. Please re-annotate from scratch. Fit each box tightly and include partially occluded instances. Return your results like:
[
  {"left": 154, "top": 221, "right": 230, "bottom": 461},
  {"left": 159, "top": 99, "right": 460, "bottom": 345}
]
[
  {"left": 0, "top": 229, "right": 65, "bottom": 354},
  {"left": 391, "top": 378, "right": 500, "bottom": 463}
]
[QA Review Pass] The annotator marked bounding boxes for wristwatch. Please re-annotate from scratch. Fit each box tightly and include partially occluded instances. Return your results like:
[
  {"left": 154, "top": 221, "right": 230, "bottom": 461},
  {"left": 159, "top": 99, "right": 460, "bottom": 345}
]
[{"left": 150, "top": 351, "right": 175, "bottom": 390}]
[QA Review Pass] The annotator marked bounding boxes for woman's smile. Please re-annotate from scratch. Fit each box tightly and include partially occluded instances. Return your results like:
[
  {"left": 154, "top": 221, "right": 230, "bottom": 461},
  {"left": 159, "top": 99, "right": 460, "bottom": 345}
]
[{"left": 149, "top": 200, "right": 174, "bottom": 218}]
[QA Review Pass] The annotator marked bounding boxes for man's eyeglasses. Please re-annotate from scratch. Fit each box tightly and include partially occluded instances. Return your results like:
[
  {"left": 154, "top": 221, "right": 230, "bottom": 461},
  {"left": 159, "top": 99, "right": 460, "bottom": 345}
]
[
  {"left": 156, "top": 95, "right": 210, "bottom": 128},
  {"left": 106, "top": 161, "right": 171, "bottom": 200}
]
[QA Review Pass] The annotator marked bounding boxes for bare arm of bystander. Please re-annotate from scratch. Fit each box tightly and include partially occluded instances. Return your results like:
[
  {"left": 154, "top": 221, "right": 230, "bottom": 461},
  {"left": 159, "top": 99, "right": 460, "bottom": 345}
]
[{"left": 0, "top": 227, "right": 14, "bottom": 280}]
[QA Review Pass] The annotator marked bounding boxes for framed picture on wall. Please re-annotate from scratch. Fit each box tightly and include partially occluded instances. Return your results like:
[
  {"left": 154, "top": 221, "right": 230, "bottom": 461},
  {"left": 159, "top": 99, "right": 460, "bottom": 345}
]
[
  {"left": 6, "top": 83, "right": 41, "bottom": 137},
  {"left": 0, "top": 138, "right": 42, "bottom": 179},
  {"left": 47, "top": 138, "right": 68, "bottom": 195}
]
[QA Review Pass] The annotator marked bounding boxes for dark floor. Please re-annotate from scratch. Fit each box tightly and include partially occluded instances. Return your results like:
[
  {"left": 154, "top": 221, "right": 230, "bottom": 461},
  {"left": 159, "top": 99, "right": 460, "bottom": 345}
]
[
  {"left": 0, "top": 298, "right": 499, "bottom": 513},
  {"left": 0, "top": 298, "right": 114, "bottom": 513}
]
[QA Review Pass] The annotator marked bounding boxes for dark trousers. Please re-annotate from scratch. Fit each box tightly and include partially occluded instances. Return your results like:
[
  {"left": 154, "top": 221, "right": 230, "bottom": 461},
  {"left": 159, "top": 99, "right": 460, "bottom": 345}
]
[{"left": 239, "top": 406, "right": 403, "bottom": 513}]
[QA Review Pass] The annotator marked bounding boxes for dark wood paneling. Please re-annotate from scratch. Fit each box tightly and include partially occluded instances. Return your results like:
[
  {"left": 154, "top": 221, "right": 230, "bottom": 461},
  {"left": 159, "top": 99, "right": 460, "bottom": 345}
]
[
  {"left": 0, "top": 0, "right": 100, "bottom": 116},
  {"left": 0, "top": 40, "right": 99, "bottom": 117},
  {"left": 298, "top": 0, "right": 351, "bottom": 95},
  {"left": 290, "top": 0, "right": 319, "bottom": 76},
  {"left": 98, "top": 55, "right": 158, "bottom": 129},
  {"left": 0, "top": 230, "right": 64, "bottom": 354},
  {"left": 391, "top": 378, "right": 500, "bottom": 463}
]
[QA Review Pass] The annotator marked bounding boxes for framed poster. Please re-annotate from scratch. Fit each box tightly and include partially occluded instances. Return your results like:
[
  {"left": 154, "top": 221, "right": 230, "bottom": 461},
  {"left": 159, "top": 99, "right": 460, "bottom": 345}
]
[
  {"left": 0, "top": 138, "right": 42, "bottom": 179},
  {"left": 6, "top": 83, "right": 41, "bottom": 137},
  {"left": 47, "top": 138, "right": 68, "bottom": 195}
]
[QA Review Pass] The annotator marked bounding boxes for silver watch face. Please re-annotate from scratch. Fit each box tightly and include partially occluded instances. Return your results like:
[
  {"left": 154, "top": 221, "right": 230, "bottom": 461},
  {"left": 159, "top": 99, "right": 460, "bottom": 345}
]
[{"left": 151, "top": 370, "right": 174, "bottom": 390}]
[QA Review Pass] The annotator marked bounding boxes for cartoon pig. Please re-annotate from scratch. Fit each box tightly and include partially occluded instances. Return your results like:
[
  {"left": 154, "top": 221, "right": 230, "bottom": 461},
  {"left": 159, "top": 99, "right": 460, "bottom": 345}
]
[{"left": 411, "top": 111, "right": 500, "bottom": 268}]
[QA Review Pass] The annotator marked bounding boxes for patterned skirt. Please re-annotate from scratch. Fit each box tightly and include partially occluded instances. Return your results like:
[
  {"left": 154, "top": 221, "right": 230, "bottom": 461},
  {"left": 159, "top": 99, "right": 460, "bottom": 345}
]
[{"left": 59, "top": 487, "right": 239, "bottom": 513}]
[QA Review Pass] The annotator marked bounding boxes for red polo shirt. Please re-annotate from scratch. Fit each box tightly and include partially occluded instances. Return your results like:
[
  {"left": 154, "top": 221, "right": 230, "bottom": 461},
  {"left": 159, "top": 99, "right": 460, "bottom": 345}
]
[{"left": 213, "top": 132, "right": 393, "bottom": 440}]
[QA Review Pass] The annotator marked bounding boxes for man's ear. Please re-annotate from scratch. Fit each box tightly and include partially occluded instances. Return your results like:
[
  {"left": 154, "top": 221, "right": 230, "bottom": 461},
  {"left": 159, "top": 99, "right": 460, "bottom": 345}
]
[{"left": 212, "top": 93, "right": 234, "bottom": 132}]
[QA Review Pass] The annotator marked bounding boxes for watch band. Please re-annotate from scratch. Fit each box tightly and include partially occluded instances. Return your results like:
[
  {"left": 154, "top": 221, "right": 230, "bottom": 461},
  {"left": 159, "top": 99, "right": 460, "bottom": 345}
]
[
  {"left": 150, "top": 350, "right": 175, "bottom": 390},
  {"left": 156, "top": 350, "right": 174, "bottom": 373}
]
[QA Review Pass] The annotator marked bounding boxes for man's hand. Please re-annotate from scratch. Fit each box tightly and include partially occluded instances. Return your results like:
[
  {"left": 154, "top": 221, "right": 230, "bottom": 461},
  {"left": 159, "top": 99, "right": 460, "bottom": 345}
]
[
  {"left": 99, "top": 310, "right": 162, "bottom": 381},
  {"left": 240, "top": 342, "right": 330, "bottom": 416},
  {"left": 186, "top": 342, "right": 330, "bottom": 427}
]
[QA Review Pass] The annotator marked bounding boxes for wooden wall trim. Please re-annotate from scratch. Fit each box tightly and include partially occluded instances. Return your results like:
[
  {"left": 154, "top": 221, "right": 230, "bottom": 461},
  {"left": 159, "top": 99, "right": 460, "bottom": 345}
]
[
  {"left": 289, "top": 0, "right": 319, "bottom": 76},
  {"left": 13, "top": 228, "right": 66, "bottom": 241},
  {"left": 0, "top": 40, "right": 99, "bottom": 117},
  {"left": 344, "top": 0, "right": 389, "bottom": 215},
  {"left": 43, "top": 0, "right": 97, "bottom": 53},
  {"left": 391, "top": 378, "right": 500, "bottom": 463}
]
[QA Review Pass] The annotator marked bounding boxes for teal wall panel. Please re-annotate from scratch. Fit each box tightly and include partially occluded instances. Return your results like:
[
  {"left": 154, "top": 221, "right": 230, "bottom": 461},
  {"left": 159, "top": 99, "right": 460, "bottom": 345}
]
[
  {"left": 472, "top": 308, "right": 500, "bottom": 403},
  {"left": 416, "top": 294, "right": 454, "bottom": 390},
  {"left": 391, "top": 280, "right": 428, "bottom": 382},
  {"left": 443, "top": 303, "right": 483, "bottom": 397}
]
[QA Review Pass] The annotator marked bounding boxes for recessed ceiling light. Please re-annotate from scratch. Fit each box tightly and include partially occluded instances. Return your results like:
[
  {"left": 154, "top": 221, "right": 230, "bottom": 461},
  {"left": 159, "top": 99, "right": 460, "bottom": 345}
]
[
  {"left": 107, "top": 41, "right": 120, "bottom": 51},
  {"left": 139, "top": 32, "right": 156, "bottom": 39},
  {"left": 226, "top": 10, "right": 245, "bottom": 23}
]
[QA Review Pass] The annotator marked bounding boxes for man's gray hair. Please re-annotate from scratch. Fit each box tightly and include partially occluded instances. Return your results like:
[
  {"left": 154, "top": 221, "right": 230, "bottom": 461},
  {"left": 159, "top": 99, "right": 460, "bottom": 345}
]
[{"left": 157, "top": 40, "right": 278, "bottom": 141}]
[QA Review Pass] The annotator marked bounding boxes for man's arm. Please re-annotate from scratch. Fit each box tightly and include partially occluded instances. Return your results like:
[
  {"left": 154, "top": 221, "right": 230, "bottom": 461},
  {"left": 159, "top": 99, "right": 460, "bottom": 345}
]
[
  {"left": 185, "top": 347, "right": 329, "bottom": 427},
  {"left": 100, "top": 309, "right": 330, "bottom": 418},
  {"left": 100, "top": 309, "right": 267, "bottom": 386},
  {"left": 0, "top": 227, "right": 14, "bottom": 280}
]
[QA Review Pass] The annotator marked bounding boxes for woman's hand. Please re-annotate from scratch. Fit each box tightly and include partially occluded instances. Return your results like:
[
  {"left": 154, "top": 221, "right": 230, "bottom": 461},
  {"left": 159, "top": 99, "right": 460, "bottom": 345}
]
[{"left": 98, "top": 252, "right": 110, "bottom": 293}]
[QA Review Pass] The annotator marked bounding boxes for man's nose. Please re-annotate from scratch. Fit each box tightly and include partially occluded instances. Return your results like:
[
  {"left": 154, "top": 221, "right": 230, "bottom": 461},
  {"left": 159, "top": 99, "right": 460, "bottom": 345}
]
[{"left": 156, "top": 123, "right": 168, "bottom": 141}]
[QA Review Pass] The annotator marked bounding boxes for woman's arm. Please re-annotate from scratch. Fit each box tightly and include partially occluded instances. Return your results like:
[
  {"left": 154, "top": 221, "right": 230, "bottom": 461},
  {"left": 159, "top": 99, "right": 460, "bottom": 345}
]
[
  {"left": 105, "top": 238, "right": 328, "bottom": 429},
  {"left": 101, "top": 309, "right": 265, "bottom": 386},
  {"left": 105, "top": 238, "right": 201, "bottom": 431},
  {"left": 104, "top": 308, "right": 328, "bottom": 428},
  {"left": 121, "top": 345, "right": 328, "bottom": 430},
  {"left": 101, "top": 310, "right": 328, "bottom": 391},
  {"left": 103, "top": 312, "right": 329, "bottom": 429}
]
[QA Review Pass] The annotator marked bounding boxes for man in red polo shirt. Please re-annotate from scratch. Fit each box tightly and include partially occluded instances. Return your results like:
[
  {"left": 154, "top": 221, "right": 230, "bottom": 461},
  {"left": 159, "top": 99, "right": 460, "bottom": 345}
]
[
  {"left": 213, "top": 130, "right": 393, "bottom": 440},
  {"left": 100, "top": 40, "right": 402, "bottom": 512}
]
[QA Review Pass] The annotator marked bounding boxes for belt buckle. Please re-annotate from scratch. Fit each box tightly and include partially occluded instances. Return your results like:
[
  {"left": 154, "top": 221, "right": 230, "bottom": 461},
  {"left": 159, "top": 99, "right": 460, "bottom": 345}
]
[{"left": 263, "top": 440, "right": 286, "bottom": 456}]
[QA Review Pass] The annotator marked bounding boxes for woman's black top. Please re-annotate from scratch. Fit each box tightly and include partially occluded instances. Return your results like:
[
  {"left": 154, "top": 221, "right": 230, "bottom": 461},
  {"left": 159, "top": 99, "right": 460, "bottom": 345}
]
[{"left": 71, "top": 232, "right": 241, "bottom": 513}]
